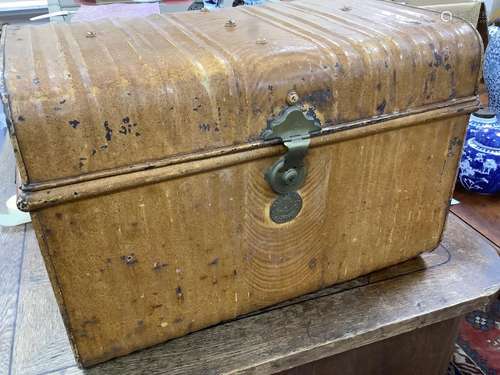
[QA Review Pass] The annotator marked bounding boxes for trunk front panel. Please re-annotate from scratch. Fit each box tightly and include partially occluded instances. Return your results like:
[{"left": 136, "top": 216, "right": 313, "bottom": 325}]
[{"left": 34, "top": 114, "right": 467, "bottom": 365}]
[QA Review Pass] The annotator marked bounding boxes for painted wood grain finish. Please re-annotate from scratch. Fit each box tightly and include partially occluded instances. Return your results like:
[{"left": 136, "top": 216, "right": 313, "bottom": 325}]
[
  {"left": 1, "top": 0, "right": 484, "bottom": 367},
  {"left": 10, "top": 214, "right": 499, "bottom": 375},
  {"left": 3, "top": 0, "right": 481, "bottom": 184},
  {"left": 29, "top": 114, "right": 467, "bottom": 366}
]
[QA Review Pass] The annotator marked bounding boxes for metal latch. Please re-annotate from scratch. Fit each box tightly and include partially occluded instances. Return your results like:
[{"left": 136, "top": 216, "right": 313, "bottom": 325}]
[{"left": 262, "top": 106, "right": 321, "bottom": 195}]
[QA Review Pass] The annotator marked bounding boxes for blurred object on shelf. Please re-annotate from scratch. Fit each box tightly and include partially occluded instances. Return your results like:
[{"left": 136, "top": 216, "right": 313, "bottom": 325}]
[
  {"left": 484, "top": 0, "right": 500, "bottom": 20},
  {"left": 0, "top": 0, "right": 48, "bottom": 24},
  {"left": 232, "top": 0, "right": 266, "bottom": 5},
  {"left": 0, "top": 0, "right": 47, "bottom": 12},
  {"left": 45, "top": 0, "right": 237, "bottom": 21},
  {"left": 199, "top": 0, "right": 223, "bottom": 9},
  {"left": 76, "top": 0, "right": 160, "bottom": 3},
  {"left": 30, "top": 10, "right": 75, "bottom": 20},
  {"left": 187, "top": 0, "right": 204, "bottom": 9},
  {"left": 0, "top": 195, "right": 31, "bottom": 227},
  {"left": 71, "top": 1, "right": 160, "bottom": 21}
]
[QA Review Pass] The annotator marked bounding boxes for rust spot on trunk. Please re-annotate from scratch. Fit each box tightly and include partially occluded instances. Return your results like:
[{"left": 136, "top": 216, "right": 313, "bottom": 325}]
[
  {"left": 68, "top": 120, "right": 80, "bottom": 128},
  {"left": 121, "top": 254, "right": 137, "bottom": 265},
  {"left": 103, "top": 121, "right": 113, "bottom": 141},
  {"left": 302, "top": 89, "right": 333, "bottom": 107},
  {"left": 376, "top": 99, "right": 387, "bottom": 115}
]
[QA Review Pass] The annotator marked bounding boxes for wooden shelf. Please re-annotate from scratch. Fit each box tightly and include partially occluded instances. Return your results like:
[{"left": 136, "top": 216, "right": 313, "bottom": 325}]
[{"left": 452, "top": 186, "right": 500, "bottom": 250}]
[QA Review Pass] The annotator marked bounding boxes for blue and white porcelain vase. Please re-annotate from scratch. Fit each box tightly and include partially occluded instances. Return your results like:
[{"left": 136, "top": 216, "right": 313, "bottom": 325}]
[
  {"left": 459, "top": 121, "right": 500, "bottom": 195},
  {"left": 484, "top": 20, "right": 500, "bottom": 116}
]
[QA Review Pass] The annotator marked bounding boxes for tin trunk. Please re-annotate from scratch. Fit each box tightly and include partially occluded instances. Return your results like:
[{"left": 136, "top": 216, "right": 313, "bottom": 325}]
[{"left": 0, "top": 0, "right": 482, "bottom": 367}]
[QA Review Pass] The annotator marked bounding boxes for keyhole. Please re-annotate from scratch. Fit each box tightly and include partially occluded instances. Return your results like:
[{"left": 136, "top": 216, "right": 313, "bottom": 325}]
[{"left": 282, "top": 168, "right": 298, "bottom": 185}]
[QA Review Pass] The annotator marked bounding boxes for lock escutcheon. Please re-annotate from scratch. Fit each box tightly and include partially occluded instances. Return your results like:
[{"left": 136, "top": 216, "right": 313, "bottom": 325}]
[{"left": 283, "top": 168, "right": 298, "bottom": 185}]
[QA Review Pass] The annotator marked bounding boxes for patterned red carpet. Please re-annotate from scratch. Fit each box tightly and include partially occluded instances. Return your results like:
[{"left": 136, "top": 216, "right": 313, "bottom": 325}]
[{"left": 449, "top": 298, "right": 500, "bottom": 375}]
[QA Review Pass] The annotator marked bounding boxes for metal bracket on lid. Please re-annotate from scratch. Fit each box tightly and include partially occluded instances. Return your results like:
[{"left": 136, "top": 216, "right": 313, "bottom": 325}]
[{"left": 262, "top": 105, "right": 321, "bottom": 195}]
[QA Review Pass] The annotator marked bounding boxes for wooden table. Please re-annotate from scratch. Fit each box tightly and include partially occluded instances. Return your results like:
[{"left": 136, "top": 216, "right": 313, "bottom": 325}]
[
  {"left": 1, "top": 132, "right": 500, "bottom": 374},
  {"left": 451, "top": 186, "right": 500, "bottom": 249}
]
